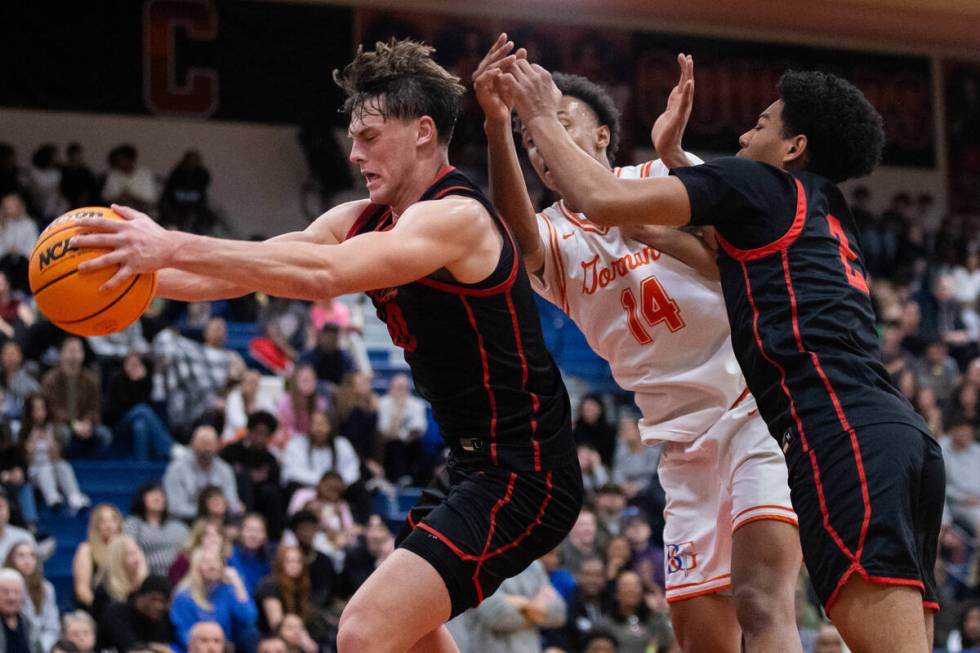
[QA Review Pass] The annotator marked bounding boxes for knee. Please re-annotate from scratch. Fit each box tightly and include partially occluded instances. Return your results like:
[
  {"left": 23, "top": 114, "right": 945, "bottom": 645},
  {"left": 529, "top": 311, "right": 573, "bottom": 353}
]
[
  {"left": 733, "top": 580, "right": 794, "bottom": 635},
  {"left": 337, "top": 604, "right": 381, "bottom": 653}
]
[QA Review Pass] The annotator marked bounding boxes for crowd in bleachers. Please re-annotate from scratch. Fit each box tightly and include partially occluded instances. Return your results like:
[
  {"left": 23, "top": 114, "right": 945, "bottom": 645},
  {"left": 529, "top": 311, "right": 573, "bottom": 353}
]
[{"left": 0, "top": 135, "right": 978, "bottom": 653}]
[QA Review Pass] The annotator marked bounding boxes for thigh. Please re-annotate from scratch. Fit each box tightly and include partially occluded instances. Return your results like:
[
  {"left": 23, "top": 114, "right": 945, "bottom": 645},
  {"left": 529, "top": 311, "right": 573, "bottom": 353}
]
[
  {"left": 398, "top": 463, "right": 581, "bottom": 618},
  {"left": 659, "top": 438, "right": 734, "bottom": 603}
]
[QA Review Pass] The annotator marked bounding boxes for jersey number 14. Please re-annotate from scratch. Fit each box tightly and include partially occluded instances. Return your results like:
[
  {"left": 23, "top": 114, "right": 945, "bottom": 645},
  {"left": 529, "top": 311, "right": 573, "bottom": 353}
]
[{"left": 621, "top": 275, "right": 686, "bottom": 345}]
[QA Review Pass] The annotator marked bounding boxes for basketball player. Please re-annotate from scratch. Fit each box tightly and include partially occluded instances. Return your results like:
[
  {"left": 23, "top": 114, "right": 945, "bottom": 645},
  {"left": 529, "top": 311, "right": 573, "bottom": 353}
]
[
  {"left": 475, "top": 36, "right": 801, "bottom": 652},
  {"left": 500, "top": 57, "right": 945, "bottom": 653},
  {"left": 72, "top": 39, "right": 583, "bottom": 653}
]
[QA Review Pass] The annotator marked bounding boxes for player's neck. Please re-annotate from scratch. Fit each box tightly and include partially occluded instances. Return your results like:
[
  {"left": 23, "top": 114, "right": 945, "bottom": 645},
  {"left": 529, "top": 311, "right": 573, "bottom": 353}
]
[{"left": 389, "top": 152, "right": 451, "bottom": 218}]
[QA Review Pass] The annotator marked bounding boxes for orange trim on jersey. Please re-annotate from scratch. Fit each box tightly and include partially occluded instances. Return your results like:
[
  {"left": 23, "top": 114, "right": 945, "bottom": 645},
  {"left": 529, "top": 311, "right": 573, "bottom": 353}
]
[
  {"left": 557, "top": 200, "right": 609, "bottom": 235},
  {"left": 666, "top": 573, "right": 731, "bottom": 592},
  {"left": 732, "top": 514, "right": 799, "bottom": 534},
  {"left": 539, "top": 213, "right": 569, "bottom": 312},
  {"left": 715, "top": 177, "right": 807, "bottom": 261},
  {"left": 666, "top": 583, "right": 733, "bottom": 603},
  {"left": 640, "top": 160, "right": 654, "bottom": 178},
  {"left": 732, "top": 504, "right": 796, "bottom": 522},
  {"left": 613, "top": 167, "right": 622, "bottom": 177},
  {"left": 729, "top": 387, "right": 751, "bottom": 409}
]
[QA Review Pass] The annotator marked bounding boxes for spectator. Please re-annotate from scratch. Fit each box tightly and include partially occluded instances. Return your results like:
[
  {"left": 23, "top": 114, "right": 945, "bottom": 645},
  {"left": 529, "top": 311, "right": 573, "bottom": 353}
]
[
  {"left": 186, "top": 622, "right": 224, "bottom": 653},
  {"left": 919, "top": 274, "right": 975, "bottom": 367},
  {"left": 91, "top": 535, "right": 148, "bottom": 624},
  {"left": 914, "top": 386, "right": 945, "bottom": 436},
  {"left": 0, "top": 194, "right": 38, "bottom": 295},
  {"left": 250, "top": 300, "right": 311, "bottom": 376},
  {"left": 60, "top": 612, "right": 95, "bottom": 653},
  {"left": 0, "top": 489, "right": 33, "bottom": 567},
  {"left": 87, "top": 322, "right": 150, "bottom": 368},
  {"left": 222, "top": 370, "right": 275, "bottom": 442},
  {"left": 228, "top": 514, "right": 272, "bottom": 598},
  {"left": 603, "top": 536, "right": 633, "bottom": 585},
  {"left": 71, "top": 505, "right": 122, "bottom": 612},
  {"left": 377, "top": 374, "right": 426, "bottom": 484},
  {"left": 281, "top": 409, "right": 360, "bottom": 492},
  {"left": 275, "top": 614, "right": 317, "bottom": 653},
  {"left": 49, "top": 640, "right": 78, "bottom": 653},
  {"left": 594, "top": 484, "right": 627, "bottom": 547},
  {"left": 916, "top": 340, "right": 962, "bottom": 405},
  {"left": 26, "top": 145, "right": 67, "bottom": 224},
  {"left": 578, "top": 444, "right": 611, "bottom": 497},
  {"left": 598, "top": 571, "right": 673, "bottom": 653},
  {"left": 19, "top": 394, "right": 90, "bottom": 513},
  {"left": 97, "top": 574, "right": 174, "bottom": 653},
  {"left": 561, "top": 508, "right": 600, "bottom": 573},
  {"left": 107, "top": 353, "right": 173, "bottom": 461},
  {"left": 611, "top": 416, "right": 660, "bottom": 501},
  {"left": 254, "top": 545, "right": 310, "bottom": 635},
  {"left": 945, "top": 601, "right": 980, "bottom": 652},
  {"left": 580, "top": 628, "right": 619, "bottom": 653},
  {"left": 125, "top": 483, "right": 189, "bottom": 577},
  {"left": 334, "top": 371, "right": 379, "bottom": 462},
  {"left": 287, "top": 471, "right": 359, "bottom": 556},
  {"left": 160, "top": 151, "right": 213, "bottom": 233},
  {"left": 942, "top": 417, "right": 980, "bottom": 530},
  {"left": 276, "top": 365, "right": 328, "bottom": 445},
  {"left": 170, "top": 549, "right": 257, "bottom": 653},
  {"left": 953, "top": 251, "right": 980, "bottom": 306},
  {"left": 3, "top": 544, "right": 57, "bottom": 652},
  {"left": 256, "top": 636, "right": 288, "bottom": 653},
  {"left": 0, "top": 146, "right": 26, "bottom": 214},
  {"left": 0, "top": 342, "right": 40, "bottom": 422},
  {"left": 195, "top": 487, "right": 231, "bottom": 528},
  {"left": 338, "top": 514, "right": 395, "bottom": 596},
  {"left": 0, "top": 568, "right": 42, "bottom": 653},
  {"left": 168, "top": 520, "right": 230, "bottom": 589},
  {"left": 308, "top": 298, "right": 350, "bottom": 333},
  {"left": 101, "top": 145, "right": 157, "bottom": 215},
  {"left": 152, "top": 319, "right": 242, "bottom": 440},
  {"left": 558, "top": 557, "right": 608, "bottom": 650},
  {"left": 461, "top": 559, "right": 565, "bottom": 653},
  {"left": 41, "top": 337, "right": 107, "bottom": 458},
  {"left": 164, "top": 425, "right": 242, "bottom": 523},
  {"left": 59, "top": 144, "right": 98, "bottom": 210},
  {"left": 220, "top": 411, "right": 285, "bottom": 540},
  {"left": 285, "top": 512, "right": 337, "bottom": 606},
  {"left": 0, "top": 426, "right": 38, "bottom": 535},
  {"left": 537, "top": 547, "right": 575, "bottom": 602},
  {"left": 574, "top": 394, "right": 617, "bottom": 466},
  {"left": 0, "top": 272, "right": 33, "bottom": 345},
  {"left": 299, "top": 324, "right": 353, "bottom": 386},
  {"left": 622, "top": 512, "right": 664, "bottom": 592}
]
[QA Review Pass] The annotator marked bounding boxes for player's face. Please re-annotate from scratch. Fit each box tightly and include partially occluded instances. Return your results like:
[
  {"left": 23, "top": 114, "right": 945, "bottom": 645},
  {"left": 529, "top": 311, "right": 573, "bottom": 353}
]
[
  {"left": 522, "top": 95, "right": 608, "bottom": 192},
  {"left": 737, "top": 100, "right": 793, "bottom": 169},
  {"left": 348, "top": 102, "right": 422, "bottom": 206}
]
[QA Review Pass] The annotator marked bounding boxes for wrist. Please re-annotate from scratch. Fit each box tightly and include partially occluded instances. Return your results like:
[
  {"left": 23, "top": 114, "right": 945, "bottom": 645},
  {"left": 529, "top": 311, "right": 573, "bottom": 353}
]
[{"left": 483, "top": 118, "right": 512, "bottom": 136}]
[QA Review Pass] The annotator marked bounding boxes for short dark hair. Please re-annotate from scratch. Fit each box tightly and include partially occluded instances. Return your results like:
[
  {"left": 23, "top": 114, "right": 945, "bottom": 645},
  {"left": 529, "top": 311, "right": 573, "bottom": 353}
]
[
  {"left": 777, "top": 70, "right": 885, "bottom": 183},
  {"left": 333, "top": 38, "right": 465, "bottom": 144},
  {"left": 130, "top": 483, "right": 168, "bottom": 522},
  {"left": 247, "top": 410, "right": 279, "bottom": 434},
  {"left": 551, "top": 72, "right": 622, "bottom": 161},
  {"left": 50, "top": 640, "right": 80, "bottom": 653},
  {"left": 580, "top": 627, "right": 619, "bottom": 650}
]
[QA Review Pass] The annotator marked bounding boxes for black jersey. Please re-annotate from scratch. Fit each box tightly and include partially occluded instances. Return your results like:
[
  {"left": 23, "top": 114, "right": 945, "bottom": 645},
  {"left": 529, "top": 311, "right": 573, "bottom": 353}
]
[
  {"left": 672, "top": 157, "right": 928, "bottom": 444},
  {"left": 347, "top": 165, "right": 575, "bottom": 471}
]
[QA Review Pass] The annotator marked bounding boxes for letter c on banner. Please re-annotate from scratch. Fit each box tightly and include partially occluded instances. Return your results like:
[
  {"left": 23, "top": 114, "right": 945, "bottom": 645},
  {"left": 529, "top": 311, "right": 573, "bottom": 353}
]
[{"left": 143, "top": 0, "right": 218, "bottom": 118}]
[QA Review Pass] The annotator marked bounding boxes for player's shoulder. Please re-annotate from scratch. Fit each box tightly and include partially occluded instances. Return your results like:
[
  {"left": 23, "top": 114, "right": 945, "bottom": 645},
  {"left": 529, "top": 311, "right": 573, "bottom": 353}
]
[
  {"left": 618, "top": 152, "right": 703, "bottom": 180},
  {"left": 403, "top": 195, "right": 491, "bottom": 238}
]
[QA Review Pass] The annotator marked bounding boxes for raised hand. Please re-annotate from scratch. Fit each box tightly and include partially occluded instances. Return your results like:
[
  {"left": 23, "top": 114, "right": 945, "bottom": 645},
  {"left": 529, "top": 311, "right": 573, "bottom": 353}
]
[
  {"left": 651, "top": 53, "right": 695, "bottom": 168},
  {"left": 497, "top": 58, "right": 562, "bottom": 125},
  {"left": 472, "top": 33, "right": 526, "bottom": 124},
  {"left": 71, "top": 204, "right": 177, "bottom": 292}
]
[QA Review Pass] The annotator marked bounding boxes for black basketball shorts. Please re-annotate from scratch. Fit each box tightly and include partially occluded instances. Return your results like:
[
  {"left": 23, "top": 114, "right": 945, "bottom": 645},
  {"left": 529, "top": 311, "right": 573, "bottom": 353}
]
[
  {"left": 782, "top": 421, "right": 945, "bottom": 613},
  {"left": 395, "top": 459, "right": 583, "bottom": 618}
]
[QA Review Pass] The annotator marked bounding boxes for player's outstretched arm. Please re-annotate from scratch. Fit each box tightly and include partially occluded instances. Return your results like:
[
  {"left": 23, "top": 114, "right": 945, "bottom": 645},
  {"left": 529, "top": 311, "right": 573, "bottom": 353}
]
[
  {"left": 500, "top": 60, "right": 692, "bottom": 228},
  {"left": 72, "top": 198, "right": 482, "bottom": 301},
  {"left": 623, "top": 225, "right": 719, "bottom": 281},
  {"left": 149, "top": 200, "right": 369, "bottom": 301},
  {"left": 474, "top": 35, "right": 545, "bottom": 274}
]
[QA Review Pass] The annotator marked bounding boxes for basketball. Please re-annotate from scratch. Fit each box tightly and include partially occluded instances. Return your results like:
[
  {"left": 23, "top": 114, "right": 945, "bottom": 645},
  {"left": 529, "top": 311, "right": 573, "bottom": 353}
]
[{"left": 28, "top": 206, "right": 157, "bottom": 337}]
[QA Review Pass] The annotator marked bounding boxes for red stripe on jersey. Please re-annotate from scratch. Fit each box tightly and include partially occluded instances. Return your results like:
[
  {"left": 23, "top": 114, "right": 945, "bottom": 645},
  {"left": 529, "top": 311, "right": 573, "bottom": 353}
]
[
  {"left": 558, "top": 200, "right": 609, "bottom": 235},
  {"left": 461, "top": 295, "right": 498, "bottom": 464},
  {"left": 472, "top": 472, "right": 518, "bottom": 602},
  {"left": 433, "top": 185, "right": 474, "bottom": 199},
  {"left": 505, "top": 289, "right": 541, "bottom": 471},
  {"left": 417, "top": 523, "right": 476, "bottom": 560},
  {"left": 739, "top": 260, "right": 858, "bottom": 565},
  {"left": 539, "top": 213, "right": 570, "bottom": 312},
  {"left": 781, "top": 249, "right": 872, "bottom": 562},
  {"left": 715, "top": 177, "right": 808, "bottom": 261}
]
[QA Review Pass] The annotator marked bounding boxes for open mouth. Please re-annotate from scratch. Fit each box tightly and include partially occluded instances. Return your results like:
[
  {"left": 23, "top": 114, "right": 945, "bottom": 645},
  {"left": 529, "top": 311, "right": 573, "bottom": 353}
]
[{"left": 363, "top": 172, "right": 380, "bottom": 184}]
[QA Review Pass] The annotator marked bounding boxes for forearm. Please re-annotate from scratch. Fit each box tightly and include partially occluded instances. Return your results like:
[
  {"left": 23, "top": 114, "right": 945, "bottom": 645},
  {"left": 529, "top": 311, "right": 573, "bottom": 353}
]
[
  {"left": 524, "top": 116, "right": 690, "bottom": 227},
  {"left": 629, "top": 227, "right": 719, "bottom": 281},
  {"left": 156, "top": 269, "right": 250, "bottom": 302},
  {"left": 485, "top": 120, "right": 544, "bottom": 273}
]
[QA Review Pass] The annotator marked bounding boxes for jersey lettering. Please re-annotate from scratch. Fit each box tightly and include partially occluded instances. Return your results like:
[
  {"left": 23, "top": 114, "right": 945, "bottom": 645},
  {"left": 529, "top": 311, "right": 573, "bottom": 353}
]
[
  {"left": 826, "top": 214, "right": 870, "bottom": 295},
  {"left": 620, "top": 274, "right": 686, "bottom": 345}
]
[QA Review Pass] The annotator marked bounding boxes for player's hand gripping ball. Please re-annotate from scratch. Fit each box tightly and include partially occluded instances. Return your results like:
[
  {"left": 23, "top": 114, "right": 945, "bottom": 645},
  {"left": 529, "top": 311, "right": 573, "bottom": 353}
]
[{"left": 28, "top": 207, "right": 158, "bottom": 336}]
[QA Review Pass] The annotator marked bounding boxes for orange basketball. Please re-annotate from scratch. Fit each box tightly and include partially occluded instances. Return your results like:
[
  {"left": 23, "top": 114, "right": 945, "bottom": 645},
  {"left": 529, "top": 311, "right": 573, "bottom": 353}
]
[{"left": 28, "top": 207, "right": 157, "bottom": 336}]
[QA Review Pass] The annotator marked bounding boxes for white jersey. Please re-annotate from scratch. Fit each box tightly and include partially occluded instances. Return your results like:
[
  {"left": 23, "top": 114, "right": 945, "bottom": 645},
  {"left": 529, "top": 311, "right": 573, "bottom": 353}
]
[{"left": 531, "top": 158, "right": 746, "bottom": 443}]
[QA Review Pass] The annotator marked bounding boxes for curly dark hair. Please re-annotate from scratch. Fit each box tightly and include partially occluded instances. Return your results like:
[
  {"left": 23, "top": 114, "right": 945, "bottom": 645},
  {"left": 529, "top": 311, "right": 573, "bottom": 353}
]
[
  {"left": 333, "top": 38, "right": 466, "bottom": 144},
  {"left": 552, "top": 72, "right": 622, "bottom": 161},
  {"left": 777, "top": 70, "right": 885, "bottom": 183}
]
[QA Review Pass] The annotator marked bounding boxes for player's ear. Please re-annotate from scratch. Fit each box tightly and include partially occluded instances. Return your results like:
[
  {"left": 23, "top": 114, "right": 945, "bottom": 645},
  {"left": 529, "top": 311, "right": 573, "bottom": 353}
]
[
  {"left": 595, "top": 125, "right": 611, "bottom": 151},
  {"left": 417, "top": 116, "right": 438, "bottom": 147},
  {"left": 784, "top": 134, "right": 808, "bottom": 166}
]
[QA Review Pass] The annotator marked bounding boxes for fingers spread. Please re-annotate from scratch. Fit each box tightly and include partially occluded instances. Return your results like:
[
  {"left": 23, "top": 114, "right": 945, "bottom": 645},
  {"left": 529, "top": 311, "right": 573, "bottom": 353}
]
[
  {"left": 73, "top": 217, "right": 122, "bottom": 232},
  {"left": 109, "top": 204, "right": 144, "bottom": 221},
  {"left": 100, "top": 266, "right": 134, "bottom": 293},
  {"left": 77, "top": 250, "right": 126, "bottom": 273}
]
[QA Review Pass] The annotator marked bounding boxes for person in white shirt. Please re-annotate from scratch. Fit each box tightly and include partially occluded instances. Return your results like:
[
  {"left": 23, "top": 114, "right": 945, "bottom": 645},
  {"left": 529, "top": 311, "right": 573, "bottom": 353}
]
[
  {"left": 377, "top": 373, "right": 427, "bottom": 484},
  {"left": 474, "top": 37, "right": 801, "bottom": 652},
  {"left": 941, "top": 417, "right": 980, "bottom": 529},
  {"left": 281, "top": 408, "right": 360, "bottom": 490},
  {"left": 163, "top": 425, "right": 242, "bottom": 522},
  {"left": 102, "top": 144, "right": 158, "bottom": 214}
]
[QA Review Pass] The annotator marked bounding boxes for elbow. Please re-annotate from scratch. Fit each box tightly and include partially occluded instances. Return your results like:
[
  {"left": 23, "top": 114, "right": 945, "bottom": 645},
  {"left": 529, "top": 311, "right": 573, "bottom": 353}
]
[
  {"left": 577, "top": 189, "right": 621, "bottom": 227},
  {"left": 307, "top": 266, "right": 337, "bottom": 301}
]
